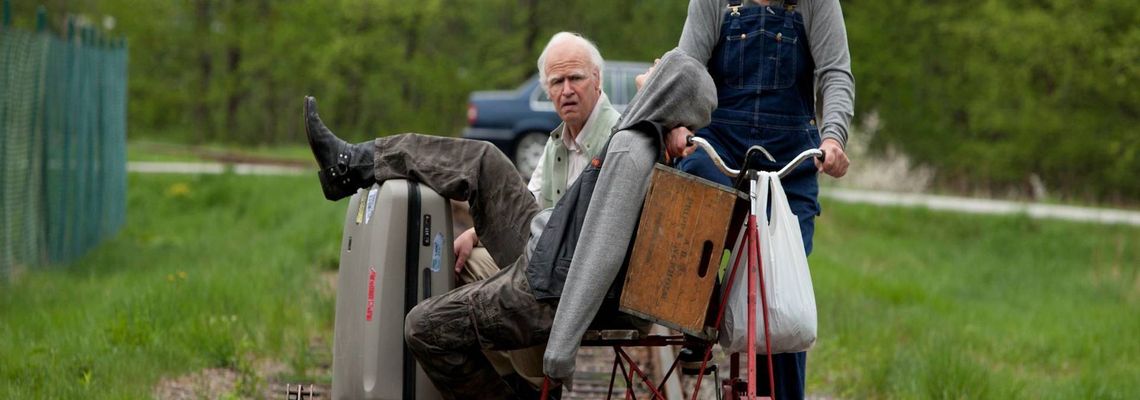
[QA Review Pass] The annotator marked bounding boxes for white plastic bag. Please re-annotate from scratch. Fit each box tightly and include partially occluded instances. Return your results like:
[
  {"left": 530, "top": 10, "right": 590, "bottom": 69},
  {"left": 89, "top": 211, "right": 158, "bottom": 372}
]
[{"left": 720, "top": 171, "right": 817, "bottom": 354}]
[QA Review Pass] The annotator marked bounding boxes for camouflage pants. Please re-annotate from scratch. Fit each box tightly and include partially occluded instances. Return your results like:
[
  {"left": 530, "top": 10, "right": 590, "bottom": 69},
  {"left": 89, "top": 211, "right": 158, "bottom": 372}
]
[
  {"left": 404, "top": 251, "right": 556, "bottom": 400},
  {"left": 460, "top": 248, "right": 549, "bottom": 391},
  {"left": 372, "top": 134, "right": 552, "bottom": 399},
  {"left": 372, "top": 134, "right": 539, "bottom": 267}
]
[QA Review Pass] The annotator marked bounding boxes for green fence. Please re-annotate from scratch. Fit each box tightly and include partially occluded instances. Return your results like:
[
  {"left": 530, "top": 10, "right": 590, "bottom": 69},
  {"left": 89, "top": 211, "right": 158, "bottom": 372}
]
[{"left": 1, "top": 5, "right": 128, "bottom": 278}]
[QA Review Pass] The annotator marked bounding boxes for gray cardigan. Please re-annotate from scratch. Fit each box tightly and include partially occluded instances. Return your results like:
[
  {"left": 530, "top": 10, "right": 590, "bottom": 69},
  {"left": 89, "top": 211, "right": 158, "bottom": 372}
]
[
  {"left": 537, "top": 50, "right": 719, "bottom": 380},
  {"left": 679, "top": 0, "right": 856, "bottom": 148}
]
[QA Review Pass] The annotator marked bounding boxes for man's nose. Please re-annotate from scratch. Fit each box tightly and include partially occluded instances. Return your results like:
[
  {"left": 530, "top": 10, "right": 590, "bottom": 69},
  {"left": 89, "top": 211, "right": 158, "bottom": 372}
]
[{"left": 560, "top": 80, "right": 575, "bottom": 96}]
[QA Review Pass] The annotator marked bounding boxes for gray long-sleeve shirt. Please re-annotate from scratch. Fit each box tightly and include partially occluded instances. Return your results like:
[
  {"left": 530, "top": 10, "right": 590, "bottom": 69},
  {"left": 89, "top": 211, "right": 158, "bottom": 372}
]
[{"left": 679, "top": 0, "right": 856, "bottom": 148}]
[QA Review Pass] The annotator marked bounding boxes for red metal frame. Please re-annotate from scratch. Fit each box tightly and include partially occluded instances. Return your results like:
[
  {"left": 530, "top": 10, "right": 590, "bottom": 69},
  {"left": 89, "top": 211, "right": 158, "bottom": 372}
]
[
  {"left": 541, "top": 340, "right": 684, "bottom": 400},
  {"left": 543, "top": 169, "right": 796, "bottom": 400},
  {"left": 690, "top": 213, "right": 776, "bottom": 400},
  {"left": 540, "top": 212, "right": 778, "bottom": 400}
]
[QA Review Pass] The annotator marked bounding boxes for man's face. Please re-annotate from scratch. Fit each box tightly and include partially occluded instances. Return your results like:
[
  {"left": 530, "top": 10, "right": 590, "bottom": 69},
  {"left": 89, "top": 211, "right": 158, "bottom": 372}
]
[{"left": 543, "top": 44, "right": 601, "bottom": 135}]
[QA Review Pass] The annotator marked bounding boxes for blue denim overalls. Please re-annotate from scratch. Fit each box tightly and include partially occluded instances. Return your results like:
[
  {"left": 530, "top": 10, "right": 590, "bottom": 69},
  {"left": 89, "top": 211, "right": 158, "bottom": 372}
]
[{"left": 675, "top": 0, "right": 817, "bottom": 398}]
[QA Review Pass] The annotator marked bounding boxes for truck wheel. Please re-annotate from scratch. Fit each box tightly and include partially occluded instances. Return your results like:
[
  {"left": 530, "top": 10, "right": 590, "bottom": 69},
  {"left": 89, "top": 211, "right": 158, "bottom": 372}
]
[{"left": 514, "top": 132, "right": 547, "bottom": 178}]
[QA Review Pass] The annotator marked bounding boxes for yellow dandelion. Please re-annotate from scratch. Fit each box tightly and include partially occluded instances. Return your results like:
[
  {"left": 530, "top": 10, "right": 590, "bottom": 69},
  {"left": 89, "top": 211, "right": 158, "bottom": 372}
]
[{"left": 165, "top": 183, "right": 191, "bottom": 198}]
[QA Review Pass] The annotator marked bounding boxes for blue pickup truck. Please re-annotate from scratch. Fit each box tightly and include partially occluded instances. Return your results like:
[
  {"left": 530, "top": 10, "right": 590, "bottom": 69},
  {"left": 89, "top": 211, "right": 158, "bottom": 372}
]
[{"left": 461, "top": 61, "right": 651, "bottom": 177}]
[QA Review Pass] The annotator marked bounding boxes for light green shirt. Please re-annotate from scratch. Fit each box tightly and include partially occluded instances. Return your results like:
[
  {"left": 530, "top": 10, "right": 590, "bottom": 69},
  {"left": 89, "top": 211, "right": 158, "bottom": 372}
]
[{"left": 529, "top": 94, "right": 621, "bottom": 209}]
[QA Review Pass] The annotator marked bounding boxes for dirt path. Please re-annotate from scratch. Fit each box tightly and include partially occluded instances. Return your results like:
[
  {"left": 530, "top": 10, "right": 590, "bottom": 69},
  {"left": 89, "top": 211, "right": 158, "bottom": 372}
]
[
  {"left": 825, "top": 188, "right": 1140, "bottom": 226},
  {"left": 130, "top": 161, "right": 1140, "bottom": 227}
]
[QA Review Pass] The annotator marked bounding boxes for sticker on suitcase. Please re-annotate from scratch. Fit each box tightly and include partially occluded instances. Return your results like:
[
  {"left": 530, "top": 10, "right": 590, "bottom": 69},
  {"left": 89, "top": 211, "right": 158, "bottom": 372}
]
[
  {"left": 365, "top": 267, "right": 376, "bottom": 321},
  {"left": 364, "top": 187, "right": 379, "bottom": 224},
  {"left": 431, "top": 232, "right": 444, "bottom": 273},
  {"left": 355, "top": 194, "right": 366, "bottom": 225}
]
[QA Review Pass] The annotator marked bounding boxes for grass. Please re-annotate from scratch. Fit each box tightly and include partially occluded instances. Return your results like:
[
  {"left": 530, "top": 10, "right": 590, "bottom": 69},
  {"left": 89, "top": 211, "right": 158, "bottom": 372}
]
[
  {"left": 1, "top": 173, "right": 1137, "bottom": 398},
  {"left": 0, "top": 173, "right": 342, "bottom": 398},
  {"left": 809, "top": 202, "right": 1140, "bottom": 399}
]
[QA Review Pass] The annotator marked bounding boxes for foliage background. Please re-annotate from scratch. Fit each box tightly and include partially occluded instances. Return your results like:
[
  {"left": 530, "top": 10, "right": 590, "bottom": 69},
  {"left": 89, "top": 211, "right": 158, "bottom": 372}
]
[{"left": 6, "top": 0, "right": 1139, "bottom": 201}]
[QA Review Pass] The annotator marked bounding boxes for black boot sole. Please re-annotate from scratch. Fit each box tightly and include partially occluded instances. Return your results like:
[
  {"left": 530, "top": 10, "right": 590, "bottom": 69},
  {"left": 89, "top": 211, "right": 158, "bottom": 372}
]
[{"left": 316, "top": 169, "right": 358, "bottom": 201}]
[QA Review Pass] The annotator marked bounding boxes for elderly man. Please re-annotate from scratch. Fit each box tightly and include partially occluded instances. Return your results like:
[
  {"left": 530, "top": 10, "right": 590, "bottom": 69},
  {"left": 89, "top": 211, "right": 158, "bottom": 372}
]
[
  {"left": 455, "top": 31, "right": 618, "bottom": 285},
  {"left": 307, "top": 32, "right": 624, "bottom": 399},
  {"left": 452, "top": 31, "right": 619, "bottom": 396},
  {"left": 304, "top": 46, "right": 712, "bottom": 398}
]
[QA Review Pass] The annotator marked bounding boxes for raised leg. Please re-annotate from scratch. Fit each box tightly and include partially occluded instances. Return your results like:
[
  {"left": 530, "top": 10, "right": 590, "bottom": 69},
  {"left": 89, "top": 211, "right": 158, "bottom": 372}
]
[
  {"left": 371, "top": 133, "right": 540, "bottom": 266},
  {"left": 303, "top": 96, "right": 540, "bottom": 266}
]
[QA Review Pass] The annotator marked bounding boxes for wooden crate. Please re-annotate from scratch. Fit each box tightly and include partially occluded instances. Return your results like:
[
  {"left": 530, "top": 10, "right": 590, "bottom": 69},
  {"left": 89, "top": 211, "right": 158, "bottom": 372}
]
[{"left": 620, "top": 164, "right": 738, "bottom": 339}]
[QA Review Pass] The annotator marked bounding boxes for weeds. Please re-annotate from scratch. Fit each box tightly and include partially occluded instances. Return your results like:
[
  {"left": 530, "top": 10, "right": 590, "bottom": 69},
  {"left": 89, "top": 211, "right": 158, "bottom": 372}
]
[
  {"left": 1, "top": 173, "right": 1136, "bottom": 398},
  {"left": 1, "top": 174, "right": 339, "bottom": 398}
]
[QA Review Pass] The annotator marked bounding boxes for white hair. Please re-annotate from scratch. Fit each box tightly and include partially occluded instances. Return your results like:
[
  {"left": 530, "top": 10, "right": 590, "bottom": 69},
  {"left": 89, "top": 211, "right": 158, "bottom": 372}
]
[{"left": 536, "top": 32, "right": 605, "bottom": 90}]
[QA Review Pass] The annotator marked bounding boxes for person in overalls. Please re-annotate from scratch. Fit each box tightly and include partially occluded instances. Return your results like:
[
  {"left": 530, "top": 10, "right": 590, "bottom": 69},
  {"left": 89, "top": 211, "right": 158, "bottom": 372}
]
[{"left": 674, "top": 0, "right": 855, "bottom": 398}]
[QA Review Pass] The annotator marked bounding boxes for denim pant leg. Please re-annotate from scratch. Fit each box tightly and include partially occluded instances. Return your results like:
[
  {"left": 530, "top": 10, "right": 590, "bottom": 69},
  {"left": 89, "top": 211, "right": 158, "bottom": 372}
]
[
  {"left": 755, "top": 352, "right": 807, "bottom": 400},
  {"left": 372, "top": 134, "right": 541, "bottom": 266},
  {"left": 404, "top": 254, "right": 556, "bottom": 400}
]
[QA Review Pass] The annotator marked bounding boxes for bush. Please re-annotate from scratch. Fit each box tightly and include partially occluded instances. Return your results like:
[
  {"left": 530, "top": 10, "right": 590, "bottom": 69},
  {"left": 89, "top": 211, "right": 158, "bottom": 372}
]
[{"left": 846, "top": 0, "right": 1139, "bottom": 202}]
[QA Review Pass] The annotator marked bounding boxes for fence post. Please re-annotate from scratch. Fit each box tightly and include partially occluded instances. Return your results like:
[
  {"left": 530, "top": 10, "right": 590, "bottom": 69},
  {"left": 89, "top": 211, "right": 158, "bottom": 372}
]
[
  {"left": 36, "top": 5, "right": 46, "bottom": 32},
  {"left": 0, "top": 0, "right": 6, "bottom": 275},
  {"left": 2, "top": 0, "right": 10, "bottom": 27},
  {"left": 59, "top": 15, "right": 74, "bottom": 261},
  {"left": 35, "top": 5, "right": 49, "bottom": 267}
]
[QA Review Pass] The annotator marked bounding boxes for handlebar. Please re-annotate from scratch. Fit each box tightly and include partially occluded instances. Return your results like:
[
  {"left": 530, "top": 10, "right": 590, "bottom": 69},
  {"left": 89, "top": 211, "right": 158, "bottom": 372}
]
[{"left": 688, "top": 136, "right": 824, "bottom": 179}]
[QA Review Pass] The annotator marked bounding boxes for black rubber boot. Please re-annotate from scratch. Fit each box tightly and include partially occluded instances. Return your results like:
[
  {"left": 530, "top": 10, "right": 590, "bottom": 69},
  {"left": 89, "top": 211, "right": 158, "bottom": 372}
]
[{"left": 303, "top": 96, "right": 375, "bottom": 201}]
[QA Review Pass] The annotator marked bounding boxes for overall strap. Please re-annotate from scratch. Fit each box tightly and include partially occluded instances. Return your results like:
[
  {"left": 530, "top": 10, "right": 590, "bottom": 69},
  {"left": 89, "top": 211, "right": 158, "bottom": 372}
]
[
  {"left": 784, "top": 0, "right": 797, "bottom": 28},
  {"left": 730, "top": 0, "right": 796, "bottom": 15},
  {"left": 728, "top": 0, "right": 743, "bottom": 16}
]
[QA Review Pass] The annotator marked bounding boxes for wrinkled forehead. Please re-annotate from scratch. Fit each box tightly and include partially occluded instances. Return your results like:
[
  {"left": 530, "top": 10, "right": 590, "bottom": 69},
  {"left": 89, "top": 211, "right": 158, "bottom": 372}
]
[
  {"left": 545, "top": 61, "right": 593, "bottom": 82},
  {"left": 543, "top": 45, "right": 597, "bottom": 78}
]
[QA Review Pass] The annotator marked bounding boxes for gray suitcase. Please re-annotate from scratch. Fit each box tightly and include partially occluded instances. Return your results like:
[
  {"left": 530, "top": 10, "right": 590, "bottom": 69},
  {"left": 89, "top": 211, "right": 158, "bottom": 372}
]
[{"left": 332, "top": 181, "right": 456, "bottom": 400}]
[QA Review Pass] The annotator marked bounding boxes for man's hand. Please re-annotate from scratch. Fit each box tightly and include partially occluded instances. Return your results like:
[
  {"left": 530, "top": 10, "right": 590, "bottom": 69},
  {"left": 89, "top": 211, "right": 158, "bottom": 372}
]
[
  {"left": 634, "top": 58, "right": 661, "bottom": 91},
  {"left": 665, "top": 126, "right": 696, "bottom": 162},
  {"left": 544, "top": 347, "right": 577, "bottom": 382},
  {"left": 814, "top": 138, "right": 850, "bottom": 178},
  {"left": 453, "top": 227, "right": 479, "bottom": 275}
]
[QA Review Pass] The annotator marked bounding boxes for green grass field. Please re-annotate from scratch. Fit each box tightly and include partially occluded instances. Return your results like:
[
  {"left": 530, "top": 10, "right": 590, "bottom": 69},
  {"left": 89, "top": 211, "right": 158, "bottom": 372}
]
[
  {"left": 127, "top": 140, "right": 316, "bottom": 164},
  {"left": 810, "top": 202, "right": 1140, "bottom": 399},
  {"left": 2, "top": 173, "right": 1137, "bottom": 398},
  {"left": 1, "top": 173, "right": 342, "bottom": 398}
]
